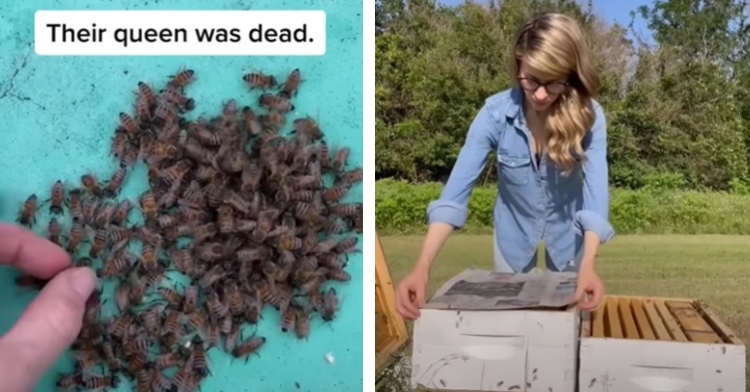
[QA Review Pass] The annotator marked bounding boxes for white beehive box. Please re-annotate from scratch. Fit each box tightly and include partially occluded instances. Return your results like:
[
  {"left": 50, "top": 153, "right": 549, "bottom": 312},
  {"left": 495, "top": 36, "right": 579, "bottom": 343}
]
[
  {"left": 579, "top": 295, "right": 746, "bottom": 392},
  {"left": 410, "top": 270, "right": 580, "bottom": 392}
]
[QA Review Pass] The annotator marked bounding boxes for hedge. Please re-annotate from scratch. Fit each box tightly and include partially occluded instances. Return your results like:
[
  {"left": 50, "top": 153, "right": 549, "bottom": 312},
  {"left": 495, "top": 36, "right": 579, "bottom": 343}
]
[{"left": 375, "top": 179, "right": 750, "bottom": 235}]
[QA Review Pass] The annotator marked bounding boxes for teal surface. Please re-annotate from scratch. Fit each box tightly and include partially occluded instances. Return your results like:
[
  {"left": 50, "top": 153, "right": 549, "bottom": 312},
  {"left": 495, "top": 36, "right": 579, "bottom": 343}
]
[{"left": 0, "top": 1, "right": 363, "bottom": 391}]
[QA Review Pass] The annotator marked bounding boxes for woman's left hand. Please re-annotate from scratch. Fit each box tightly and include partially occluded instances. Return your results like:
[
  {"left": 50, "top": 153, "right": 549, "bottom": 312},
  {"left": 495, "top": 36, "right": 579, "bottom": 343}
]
[{"left": 574, "top": 266, "right": 604, "bottom": 311}]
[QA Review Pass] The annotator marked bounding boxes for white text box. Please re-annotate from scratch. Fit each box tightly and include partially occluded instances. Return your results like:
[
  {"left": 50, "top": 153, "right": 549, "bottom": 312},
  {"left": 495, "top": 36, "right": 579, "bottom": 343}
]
[{"left": 35, "top": 10, "right": 326, "bottom": 56}]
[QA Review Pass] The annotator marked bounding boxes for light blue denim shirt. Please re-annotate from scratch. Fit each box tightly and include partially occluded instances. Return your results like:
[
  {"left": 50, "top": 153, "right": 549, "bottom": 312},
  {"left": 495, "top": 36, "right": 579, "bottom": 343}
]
[{"left": 427, "top": 88, "right": 615, "bottom": 272}]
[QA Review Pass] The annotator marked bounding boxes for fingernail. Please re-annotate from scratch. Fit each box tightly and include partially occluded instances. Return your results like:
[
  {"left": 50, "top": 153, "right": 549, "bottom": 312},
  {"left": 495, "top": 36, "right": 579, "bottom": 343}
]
[{"left": 68, "top": 267, "right": 96, "bottom": 300}]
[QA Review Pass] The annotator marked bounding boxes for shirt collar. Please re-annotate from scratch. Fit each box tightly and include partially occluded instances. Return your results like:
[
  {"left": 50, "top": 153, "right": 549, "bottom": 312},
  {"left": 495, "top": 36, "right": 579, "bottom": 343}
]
[
  {"left": 506, "top": 87, "right": 528, "bottom": 130},
  {"left": 505, "top": 87, "right": 523, "bottom": 118}
]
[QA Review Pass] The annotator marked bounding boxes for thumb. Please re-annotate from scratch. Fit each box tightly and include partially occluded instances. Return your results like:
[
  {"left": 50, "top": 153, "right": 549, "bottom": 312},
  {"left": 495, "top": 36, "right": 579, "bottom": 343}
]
[
  {"left": 415, "top": 281, "right": 426, "bottom": 307},
  {"left": 574, "top": 282, "right": 585, "bottom": 302},
  {"left": 0, "top": 267, "right": 96, "bottom": 392}
]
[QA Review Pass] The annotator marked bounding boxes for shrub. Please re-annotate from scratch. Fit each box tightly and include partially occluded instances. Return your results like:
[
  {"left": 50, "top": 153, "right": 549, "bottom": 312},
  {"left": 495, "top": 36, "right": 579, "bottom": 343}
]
[{"left": 375, "top": 180, "right": 750, "bottom": 235}]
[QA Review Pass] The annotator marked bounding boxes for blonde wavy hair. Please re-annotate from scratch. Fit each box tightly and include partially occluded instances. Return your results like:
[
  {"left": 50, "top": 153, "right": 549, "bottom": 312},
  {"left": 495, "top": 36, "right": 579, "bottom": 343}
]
[{"left": 509, "top": 12, "right": 600, "bottom": 174}]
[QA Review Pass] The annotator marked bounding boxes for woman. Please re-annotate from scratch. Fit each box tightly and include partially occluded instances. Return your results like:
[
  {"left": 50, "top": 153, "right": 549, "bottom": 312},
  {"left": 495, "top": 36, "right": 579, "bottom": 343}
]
[{"left": 395, "top": 12, "right": 615, "bottom": 320}]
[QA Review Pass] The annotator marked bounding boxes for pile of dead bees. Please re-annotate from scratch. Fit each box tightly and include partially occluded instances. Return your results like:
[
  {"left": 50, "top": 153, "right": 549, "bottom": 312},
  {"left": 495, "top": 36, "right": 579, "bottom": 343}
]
[{"left": 15, "top": 67, "right": 362, "bottom": 392}]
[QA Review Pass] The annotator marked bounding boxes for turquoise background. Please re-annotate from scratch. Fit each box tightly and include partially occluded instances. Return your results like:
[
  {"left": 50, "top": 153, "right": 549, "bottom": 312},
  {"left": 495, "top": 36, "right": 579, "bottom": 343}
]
[{"left": 0, "top": 1, "right": 363, "bottom": 391}]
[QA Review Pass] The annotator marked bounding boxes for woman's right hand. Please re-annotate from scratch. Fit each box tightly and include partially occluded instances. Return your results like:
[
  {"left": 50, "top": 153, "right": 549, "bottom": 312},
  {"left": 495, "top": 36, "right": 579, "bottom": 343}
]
[{"left": 395, "top": 266, "right": 430, "bottom": 320}]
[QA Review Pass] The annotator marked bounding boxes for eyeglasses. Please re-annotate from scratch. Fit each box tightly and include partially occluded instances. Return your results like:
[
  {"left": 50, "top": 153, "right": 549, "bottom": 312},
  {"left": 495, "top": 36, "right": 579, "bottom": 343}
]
[{"left": 518, "top": 77, "right": 568, "bottom": 95}]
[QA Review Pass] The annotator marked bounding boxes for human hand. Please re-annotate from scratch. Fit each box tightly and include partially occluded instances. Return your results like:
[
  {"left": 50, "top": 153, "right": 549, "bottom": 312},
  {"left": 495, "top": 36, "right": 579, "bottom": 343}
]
[
  {"left": 574, "top": 266, "right": 604, "bottom": 311},
  {"left": 0, "top": 224, "right": 97, "bottom": 392},
  {"left": 395, "top": 266, "right": 429, "bottom": 320}
]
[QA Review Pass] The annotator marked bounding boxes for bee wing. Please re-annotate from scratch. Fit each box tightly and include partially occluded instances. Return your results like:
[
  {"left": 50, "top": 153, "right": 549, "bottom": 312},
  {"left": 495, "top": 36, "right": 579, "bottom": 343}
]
[
  {"left": 111, "top": 239, "right": 129, "bottom": 254},
  {"left": 84, "top": 225, "right": 97, "bottom": 242}
]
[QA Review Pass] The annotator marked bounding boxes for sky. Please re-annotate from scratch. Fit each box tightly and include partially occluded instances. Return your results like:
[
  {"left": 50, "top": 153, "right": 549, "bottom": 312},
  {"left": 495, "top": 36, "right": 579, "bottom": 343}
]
[{"left": 435, "top": 0, "right": 656, "bottom": 43}]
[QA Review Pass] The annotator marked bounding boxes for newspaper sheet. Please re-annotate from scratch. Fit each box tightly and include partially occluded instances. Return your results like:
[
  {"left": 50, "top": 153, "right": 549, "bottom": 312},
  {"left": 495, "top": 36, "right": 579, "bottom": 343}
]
[{"left": 423, "top": 268, "right": 578, "bottom": 310}]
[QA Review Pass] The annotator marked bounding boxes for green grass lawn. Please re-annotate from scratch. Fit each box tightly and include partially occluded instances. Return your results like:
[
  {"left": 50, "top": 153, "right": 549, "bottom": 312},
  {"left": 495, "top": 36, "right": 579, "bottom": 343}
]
[{"left": 379, "top": 234, "right": 750, "bottom": 390}]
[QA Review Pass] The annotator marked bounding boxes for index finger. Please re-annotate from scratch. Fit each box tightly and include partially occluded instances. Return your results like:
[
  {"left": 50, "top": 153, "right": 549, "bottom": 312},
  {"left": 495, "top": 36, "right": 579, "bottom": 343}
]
[
  {"left": 0, "top": 224, "right": 71, "bottom": 278},
  {"left": 397, "top": 285, "right": 418, "bottom": 319},
  {"left": 394, "top": 295, "right": 414, "bottom": 320}
]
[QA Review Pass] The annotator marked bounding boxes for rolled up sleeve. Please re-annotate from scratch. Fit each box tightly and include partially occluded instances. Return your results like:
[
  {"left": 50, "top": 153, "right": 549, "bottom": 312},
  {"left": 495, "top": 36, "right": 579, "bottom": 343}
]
[
  {"left": 574, "top": 103, "right": 615, "bottom": 243},
  {"left": 427, "top": 104, "right": 498, "bottom": 229}
]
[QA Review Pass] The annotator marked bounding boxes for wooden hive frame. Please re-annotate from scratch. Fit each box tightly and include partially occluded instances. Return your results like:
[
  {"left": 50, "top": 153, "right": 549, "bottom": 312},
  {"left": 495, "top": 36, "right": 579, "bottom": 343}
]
[
  {"left": 375, "top": 232, "right": 409, "bottom": 373},
  {"left": 581, "top": 295, "right": 742, "bottom": 345}
]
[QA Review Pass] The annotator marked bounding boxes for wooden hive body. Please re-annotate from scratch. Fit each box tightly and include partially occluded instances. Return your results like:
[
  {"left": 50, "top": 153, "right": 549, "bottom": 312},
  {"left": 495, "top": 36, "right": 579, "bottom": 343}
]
[
  {"left": 375, "top": 232, "right": 408, "bottom": 373},
  {"left": 579, "top": 295, "right": 745, "bottom": 392}
]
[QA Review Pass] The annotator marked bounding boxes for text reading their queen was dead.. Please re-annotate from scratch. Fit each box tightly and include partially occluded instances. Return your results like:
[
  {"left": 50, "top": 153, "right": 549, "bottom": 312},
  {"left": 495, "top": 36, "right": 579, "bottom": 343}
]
[{"left": 34, "top": 10, "right": 326, "bottom": 56}]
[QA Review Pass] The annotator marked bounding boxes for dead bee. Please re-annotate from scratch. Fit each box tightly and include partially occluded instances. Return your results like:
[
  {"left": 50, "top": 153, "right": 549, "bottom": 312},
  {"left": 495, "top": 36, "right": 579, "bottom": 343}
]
[
  {"left": 280, "top": 304, "right": 297, "bottom": 333},
  {"left": 190, "top": 336, "right": 210, "bottom": 377},
  {"left": 157, "top": 286, "right": 183, "bottom": 308},
  {"left": 295, "top": 306, "right": 311, "bottom": 339},
  {"left": 161, "top": 85, "right": 195, "bottom": 111},
  {"left": 119, "top": 112, "right": 141, "bottom": 137},
  {"left": 99, "top": 250, "right": 135, "bottom": 278},
  {"left": 169, "top": 68, "right": 196, "bottom": 87},
  {"left": 293, "top": 117, "right": 323, "bottom": 141},
  {"left": 82, "top": 196, "right": 100, "bottom": 225},
  {"left": 259, "top": 93, "right": 294, "bottom": 113},
  {"left": 95, "top": 200, "right": 117, "bottom": 227},
  {"left": 260, "top": 110, "right": 285, "bottom": 129},
  {"left": 104, "top": 167, "right": 127, "bottom": 198},
  {"left": 153, "top": 100, "right": 178, "bottom": 125},
  {"left": 160, "top": 160, "right": 191, "bottom": 185},
  {"left": 170, "top": 361, "right": 194, "bottom": 392},
  {"left": 140, "top": 243, "right": 159, "bottom": 273},
  {"left": 81, "top": 174, "right": 103, "bottom": 196},
  {"left": 66, "top": 221, "right": 85, "bottom": 254},
  {"left": 120, "top": 142, "right": 140, "bottom": 168},
  {"left": 138, "top": 81, "right": 157, "bottom": 106},
  {"left": 216, "top": 205, "right": 236, "bottom": 234},
  {"left": 182, "top": 283, "right": 198, "bottom": 313},
  {"left": 225, "top": 280, "right": 245, "bottom": 316},
  {"left": 139, "top": 190, "right": 158, "bottom": 223},
  {"left": 134, "top": 365, "right": 154, "bottom": 392},
  {"left": 17, "top": 194, "right": 38, "bottom": 228},
  {"left": 320, "top": 287, "right": 340, "bottom": 321},
  {"left": 322, "top": 182, "right": 351, "bottom": 204},
  {"left": 243, "top": 71, "right": 277, "bottom": 90},
  {"left": 190, "top": 121, "right": 222, "bottom": 147},
  {"left": 48, "top": 180, "right": 66, "bottom": 215},
  {"left": 139, "top": 305, "right": 163, "bottom": 337},
  {"left": 242, "top": 106, "right": 263, "bottom": 136},
  {"left": 111, "top": 130, "right": 130, "bottom": 158},
  {"left": 231, "top": 336, "right": 266, "bottom": 362},
  {"left": 340, "top": 166, "right": 363, "bottom": 185},
  {"left": 56, "top": 373, "right": 82, "bottom": 390},
  {"left": 224, "top": 321, "right": 242, "bottom": 352},
  {"left": 115, "top": 281, "right": 131, "bottom": 312},
  {"left": 69, "top": 188, "right": 83, "bottom": 222},
  {"left": 135, "top": 95, "right": 152, "bottom": 122},
  {"left": 112, "top": 199, "right": 133, "bottom": 226},
  {"left": 278, "top": 68, "right": 302, "bottom": 98},
  {"left": 331, "top": 147, "right": 350, "bottom": 173},
  {"left": 48, "top": 217, "right": 63, "bottom": 245},
  {"left": 155, "top": 350, "right": 185, "bottom": 370},
  {"left": 161, "top": 309, "right": 182, "bottom": 347},
  {"left": 129, "top": 276, "right": 148, "bottom": 306},
  {"left": 330, "top": 202, "right": 362, "bottom": 217},
  {"left": 81, "top": 375, "right": 119, "bottom": 391}
]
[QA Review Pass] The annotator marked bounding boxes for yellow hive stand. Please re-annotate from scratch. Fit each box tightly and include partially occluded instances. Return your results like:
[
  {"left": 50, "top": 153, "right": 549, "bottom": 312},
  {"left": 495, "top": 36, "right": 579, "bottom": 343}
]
[{"left": 375, "top": 232, "right": 408, "bottom": 373}]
